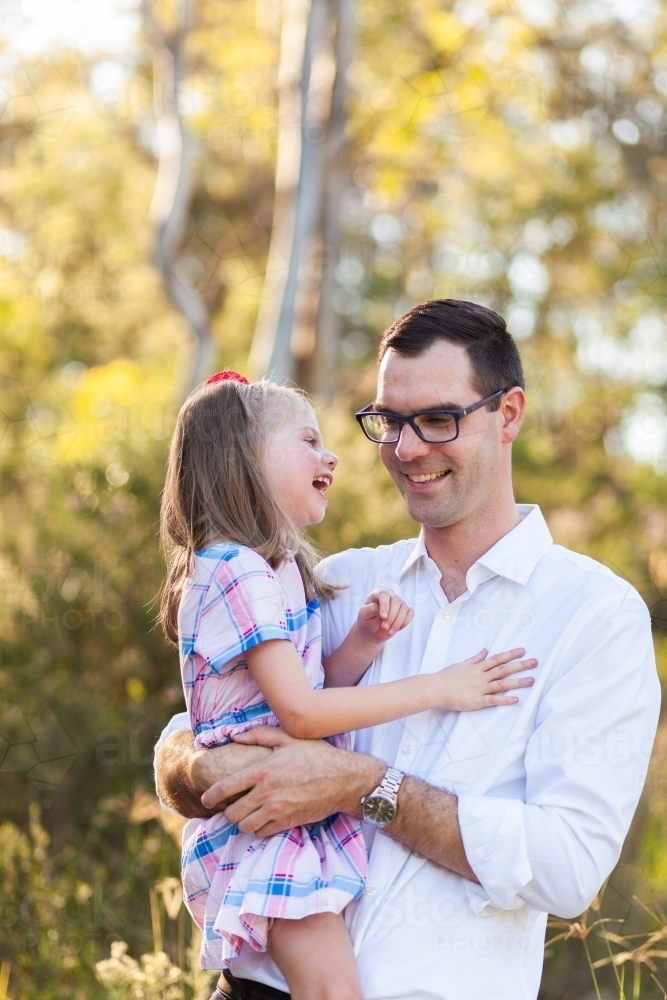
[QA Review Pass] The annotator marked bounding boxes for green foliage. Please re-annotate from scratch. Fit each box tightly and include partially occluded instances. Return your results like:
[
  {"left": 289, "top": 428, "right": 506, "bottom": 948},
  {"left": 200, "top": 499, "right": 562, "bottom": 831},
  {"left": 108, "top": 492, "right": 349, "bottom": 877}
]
[{"left": 2, "top": 804, "right": 109, "bottom": 998}]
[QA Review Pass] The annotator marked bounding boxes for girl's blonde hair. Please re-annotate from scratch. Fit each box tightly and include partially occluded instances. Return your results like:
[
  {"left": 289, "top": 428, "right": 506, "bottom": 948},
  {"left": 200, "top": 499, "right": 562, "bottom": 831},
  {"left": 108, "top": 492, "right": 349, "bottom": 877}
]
[{"left": 159, "top": 377, "right": 338, "bottom": 645}]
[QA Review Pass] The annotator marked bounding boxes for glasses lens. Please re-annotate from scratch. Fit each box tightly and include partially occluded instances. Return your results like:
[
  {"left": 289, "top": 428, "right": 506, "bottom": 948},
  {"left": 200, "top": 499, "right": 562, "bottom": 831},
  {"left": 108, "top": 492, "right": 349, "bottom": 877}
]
[
  {"left": 414, "top": 412, "right": 457, "bottom": 442},
  {"left": 361, "top": 413, "right": 401, "bottom": 442}
]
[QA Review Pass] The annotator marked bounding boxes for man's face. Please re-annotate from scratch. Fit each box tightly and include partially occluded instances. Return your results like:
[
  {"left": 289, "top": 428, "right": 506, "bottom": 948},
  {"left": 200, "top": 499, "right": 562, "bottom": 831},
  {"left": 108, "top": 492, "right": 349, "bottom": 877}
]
[{"left": 375, "top": 340, "right": 520, "bottom": 530}]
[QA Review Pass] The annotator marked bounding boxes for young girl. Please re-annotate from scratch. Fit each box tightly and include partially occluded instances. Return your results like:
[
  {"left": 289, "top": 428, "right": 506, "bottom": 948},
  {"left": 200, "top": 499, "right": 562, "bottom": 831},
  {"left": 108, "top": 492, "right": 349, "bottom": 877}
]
[{"left": 160, "top": 371, "right": 536, "bottom": 1000}]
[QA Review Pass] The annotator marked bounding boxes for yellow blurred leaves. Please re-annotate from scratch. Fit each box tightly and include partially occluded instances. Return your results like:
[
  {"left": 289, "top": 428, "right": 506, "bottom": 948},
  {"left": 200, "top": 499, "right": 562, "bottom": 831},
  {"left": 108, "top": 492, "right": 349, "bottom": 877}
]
[
  {"left": 426, "top": 12, "right": 468, "bottom": 55},
  {"left": 54, "top": 359, "right": 177, "bottom": 465},
  {"left": 126, "top": 677, "right": 148, "bottom": 702}
]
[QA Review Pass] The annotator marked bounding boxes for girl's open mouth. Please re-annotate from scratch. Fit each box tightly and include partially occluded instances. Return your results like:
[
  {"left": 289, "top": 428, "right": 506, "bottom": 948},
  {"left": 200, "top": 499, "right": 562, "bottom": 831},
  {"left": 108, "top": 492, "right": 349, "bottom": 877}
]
[{"left": 312, "top": 474, "right": 332, "bottom": 492}]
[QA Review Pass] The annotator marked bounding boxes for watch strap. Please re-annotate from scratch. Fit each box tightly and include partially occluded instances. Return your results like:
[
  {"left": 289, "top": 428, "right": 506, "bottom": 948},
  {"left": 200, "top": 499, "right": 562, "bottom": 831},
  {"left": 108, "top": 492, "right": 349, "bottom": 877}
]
[
  {"left": 362, "top": 766, "right": 405, "bottom": 805},
  {"left": 378, "top": 766, "right": 404, "bottom": 798}
]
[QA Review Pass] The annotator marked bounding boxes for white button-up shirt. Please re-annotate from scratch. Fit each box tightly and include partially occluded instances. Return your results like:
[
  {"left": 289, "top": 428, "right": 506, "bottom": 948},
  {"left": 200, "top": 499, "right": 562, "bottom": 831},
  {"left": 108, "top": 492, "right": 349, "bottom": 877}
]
[{"left": 157, "top": 505, "right": 659, "bottom": 1000}]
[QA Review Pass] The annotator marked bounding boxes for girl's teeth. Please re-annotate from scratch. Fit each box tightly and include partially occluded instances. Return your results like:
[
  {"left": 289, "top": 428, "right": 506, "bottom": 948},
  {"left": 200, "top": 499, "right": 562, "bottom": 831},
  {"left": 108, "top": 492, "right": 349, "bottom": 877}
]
[{"left": 408, "top": 471, "right": 446, "bottom": 482}]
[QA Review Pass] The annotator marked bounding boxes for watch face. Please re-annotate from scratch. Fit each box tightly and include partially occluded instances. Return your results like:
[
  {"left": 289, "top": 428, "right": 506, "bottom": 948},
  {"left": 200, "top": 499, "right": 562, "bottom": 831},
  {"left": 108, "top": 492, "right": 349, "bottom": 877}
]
[{"left": 364, "top": 793, "right": 396, "bottom": 827}]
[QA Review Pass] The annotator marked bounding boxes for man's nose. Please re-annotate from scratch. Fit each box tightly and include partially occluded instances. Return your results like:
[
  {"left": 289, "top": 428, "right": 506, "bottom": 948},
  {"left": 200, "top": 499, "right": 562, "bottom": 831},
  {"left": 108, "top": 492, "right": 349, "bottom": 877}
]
[{"left": 393, "top": 423, "right": 430, "bottom": 462}]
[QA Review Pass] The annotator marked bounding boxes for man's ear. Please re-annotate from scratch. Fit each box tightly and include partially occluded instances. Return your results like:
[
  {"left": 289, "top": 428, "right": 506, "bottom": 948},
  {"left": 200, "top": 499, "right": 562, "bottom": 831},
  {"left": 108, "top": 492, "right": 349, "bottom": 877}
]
[{"left": 500, "top": 387, "right": 526, "bottom": 445}]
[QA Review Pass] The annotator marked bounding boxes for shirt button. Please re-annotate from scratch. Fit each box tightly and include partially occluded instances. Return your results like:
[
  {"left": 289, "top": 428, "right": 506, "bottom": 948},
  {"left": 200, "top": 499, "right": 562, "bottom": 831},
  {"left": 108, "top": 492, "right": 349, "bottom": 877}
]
[
  {"left": 366, "top": 886, "right": 377, "bottom": 896},
  {"left": 403, "top": 745, "right": 414, "bottom": 755},
  {"left": 441, "top": 608, "right": 453, "bottom": 620}
]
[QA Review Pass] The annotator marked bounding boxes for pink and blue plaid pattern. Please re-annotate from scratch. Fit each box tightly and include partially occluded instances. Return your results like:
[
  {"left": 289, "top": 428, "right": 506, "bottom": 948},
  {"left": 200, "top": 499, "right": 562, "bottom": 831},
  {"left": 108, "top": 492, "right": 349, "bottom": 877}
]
[{"left": 178, "top": 543, "right": 367, "bottom": 969}]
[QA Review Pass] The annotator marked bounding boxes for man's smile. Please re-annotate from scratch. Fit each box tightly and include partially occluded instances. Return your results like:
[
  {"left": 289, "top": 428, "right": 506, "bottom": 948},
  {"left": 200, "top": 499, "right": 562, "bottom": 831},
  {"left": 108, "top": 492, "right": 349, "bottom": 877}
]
[{"left": 403, "top": 469, "right": 451, "bottom": 484}]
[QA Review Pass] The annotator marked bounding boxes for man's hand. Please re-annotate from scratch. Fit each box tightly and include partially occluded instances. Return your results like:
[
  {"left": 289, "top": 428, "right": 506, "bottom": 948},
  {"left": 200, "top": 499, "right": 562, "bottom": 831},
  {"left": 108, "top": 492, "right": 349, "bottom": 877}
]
[{"left": 201, "top": 727, "right": 386, "bottom": 837}]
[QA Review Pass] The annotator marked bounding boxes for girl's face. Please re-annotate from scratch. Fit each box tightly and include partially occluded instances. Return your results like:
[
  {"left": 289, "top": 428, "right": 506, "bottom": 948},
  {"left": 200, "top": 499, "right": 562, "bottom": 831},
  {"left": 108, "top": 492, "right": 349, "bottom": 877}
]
[{"left": 262, "top": 405, "right": 338, "bottom": 527}]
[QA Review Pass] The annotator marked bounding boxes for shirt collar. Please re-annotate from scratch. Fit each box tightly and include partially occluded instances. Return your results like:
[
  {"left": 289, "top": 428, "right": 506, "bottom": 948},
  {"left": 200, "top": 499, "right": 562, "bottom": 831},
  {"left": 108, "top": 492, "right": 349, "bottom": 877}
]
[
  {"left": 398, "top": 505, "right": 553, "bottom": 588},
  {"left": 399, "top": 530, "right": 430, "bottom": 578}
]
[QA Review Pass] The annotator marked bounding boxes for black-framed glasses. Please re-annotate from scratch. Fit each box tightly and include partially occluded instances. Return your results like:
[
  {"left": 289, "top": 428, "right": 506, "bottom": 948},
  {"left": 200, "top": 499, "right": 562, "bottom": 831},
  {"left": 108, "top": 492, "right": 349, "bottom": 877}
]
[{"left": 355, "top": 389, "right": 509, "bottom": 444}]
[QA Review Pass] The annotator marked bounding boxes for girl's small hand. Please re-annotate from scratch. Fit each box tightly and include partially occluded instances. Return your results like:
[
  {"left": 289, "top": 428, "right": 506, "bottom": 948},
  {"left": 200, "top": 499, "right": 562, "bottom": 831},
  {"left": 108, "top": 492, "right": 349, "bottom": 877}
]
[
  {"left": 432, "top": 648, "right": 537, "bottom": 711},
  {"left": 356, "top": 589, "right": 414, "bottom": 643}
]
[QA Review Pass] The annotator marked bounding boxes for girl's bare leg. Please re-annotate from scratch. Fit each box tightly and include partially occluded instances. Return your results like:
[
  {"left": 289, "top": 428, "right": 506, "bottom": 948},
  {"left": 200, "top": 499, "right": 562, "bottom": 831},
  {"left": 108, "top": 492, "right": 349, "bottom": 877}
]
[{"left": 268, "top": 912, "right": 363, "bottom": 1000}]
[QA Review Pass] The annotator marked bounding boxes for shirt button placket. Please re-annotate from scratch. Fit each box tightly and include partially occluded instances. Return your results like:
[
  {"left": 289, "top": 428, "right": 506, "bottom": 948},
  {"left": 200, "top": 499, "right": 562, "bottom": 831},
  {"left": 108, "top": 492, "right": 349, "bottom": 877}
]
[{"left": 395, "top": 603, "right": 458, "bottom": 771}]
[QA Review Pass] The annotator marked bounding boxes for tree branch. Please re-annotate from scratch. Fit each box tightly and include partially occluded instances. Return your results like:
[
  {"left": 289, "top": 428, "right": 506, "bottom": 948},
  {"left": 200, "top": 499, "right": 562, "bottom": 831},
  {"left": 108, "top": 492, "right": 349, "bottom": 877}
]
[{"left": 145, "top": 0, "right": 215, "bottom": 396}]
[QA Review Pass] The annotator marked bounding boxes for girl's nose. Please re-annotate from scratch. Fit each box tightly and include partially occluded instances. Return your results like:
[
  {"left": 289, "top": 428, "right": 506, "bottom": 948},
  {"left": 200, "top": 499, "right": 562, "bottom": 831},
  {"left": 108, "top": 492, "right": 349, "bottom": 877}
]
[{"left": 324, "top": 449, "right": 338, "bottom": 470}]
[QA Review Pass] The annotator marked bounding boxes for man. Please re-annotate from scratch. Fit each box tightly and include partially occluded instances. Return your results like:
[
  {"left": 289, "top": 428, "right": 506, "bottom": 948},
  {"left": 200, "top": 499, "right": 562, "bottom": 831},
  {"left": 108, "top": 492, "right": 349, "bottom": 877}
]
[{"left": 155, "top": 299, "right": 659, "bottom": 1000}]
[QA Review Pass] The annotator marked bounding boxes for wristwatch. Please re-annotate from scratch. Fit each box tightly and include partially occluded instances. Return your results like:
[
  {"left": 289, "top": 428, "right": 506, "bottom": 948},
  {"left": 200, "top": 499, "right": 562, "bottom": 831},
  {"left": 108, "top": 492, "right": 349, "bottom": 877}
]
[{"left": 361, "top": 766, "right": 405, "bottom": 828}]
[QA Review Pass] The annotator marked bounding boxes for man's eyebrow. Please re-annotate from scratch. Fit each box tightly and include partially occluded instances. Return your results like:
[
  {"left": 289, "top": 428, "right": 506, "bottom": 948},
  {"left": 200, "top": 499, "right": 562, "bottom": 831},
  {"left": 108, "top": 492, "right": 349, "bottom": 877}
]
[{"left": 372, "top": 401, "right": 463, "bottom": 413}]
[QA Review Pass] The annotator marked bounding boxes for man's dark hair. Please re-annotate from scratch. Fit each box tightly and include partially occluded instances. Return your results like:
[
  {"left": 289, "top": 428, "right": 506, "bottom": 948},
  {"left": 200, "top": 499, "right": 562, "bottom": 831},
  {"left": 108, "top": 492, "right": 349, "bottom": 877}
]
[{"left": 379, "top": 299, "right": 525, "bottom": 409}]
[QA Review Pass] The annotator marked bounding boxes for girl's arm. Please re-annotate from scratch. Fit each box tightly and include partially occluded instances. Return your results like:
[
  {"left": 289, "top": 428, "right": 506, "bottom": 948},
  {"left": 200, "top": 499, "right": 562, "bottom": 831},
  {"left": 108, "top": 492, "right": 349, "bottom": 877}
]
[
  {"left": 323, "top": 589, "right": 414, "bottom": 688},
  {"left": 245, "top": 639, "right": 537, "bottom": 741}
]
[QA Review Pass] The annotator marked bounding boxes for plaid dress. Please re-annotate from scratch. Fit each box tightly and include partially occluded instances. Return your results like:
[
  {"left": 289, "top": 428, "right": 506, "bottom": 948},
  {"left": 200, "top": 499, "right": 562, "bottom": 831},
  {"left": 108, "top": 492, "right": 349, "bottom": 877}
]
[{"left": 178, "top": 543, "right": 367, "bottom": 970}]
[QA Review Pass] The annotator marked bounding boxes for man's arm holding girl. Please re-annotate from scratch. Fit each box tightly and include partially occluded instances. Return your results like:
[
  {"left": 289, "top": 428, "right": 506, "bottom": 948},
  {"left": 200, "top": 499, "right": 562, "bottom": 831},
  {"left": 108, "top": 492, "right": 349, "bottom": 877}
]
[
  {"left": 156, "top": 593, "right": 659, "bottom": 917},
  {"left": 155, "top": 721, "right": 477, "bottom": 882}
]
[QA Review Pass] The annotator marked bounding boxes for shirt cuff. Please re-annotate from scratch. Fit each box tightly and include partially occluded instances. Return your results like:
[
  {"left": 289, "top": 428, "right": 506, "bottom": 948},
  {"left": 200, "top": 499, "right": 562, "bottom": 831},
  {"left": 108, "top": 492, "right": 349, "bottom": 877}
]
[
  {"left": 154, "top": 711, "right": 191, "bottom": 812},
  {"left": 457, "top": 795, "right": 533, "bottom": 914}
]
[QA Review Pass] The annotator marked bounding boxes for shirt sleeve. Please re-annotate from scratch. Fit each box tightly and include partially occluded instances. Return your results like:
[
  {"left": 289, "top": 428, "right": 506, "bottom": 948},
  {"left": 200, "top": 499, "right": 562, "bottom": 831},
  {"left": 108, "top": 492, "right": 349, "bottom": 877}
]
[
  {"left": 457, "top": 596, "right": 660, "bottom": 918},
  {"left": 181, "top": 547, "right": 292, "bottom": 673}
]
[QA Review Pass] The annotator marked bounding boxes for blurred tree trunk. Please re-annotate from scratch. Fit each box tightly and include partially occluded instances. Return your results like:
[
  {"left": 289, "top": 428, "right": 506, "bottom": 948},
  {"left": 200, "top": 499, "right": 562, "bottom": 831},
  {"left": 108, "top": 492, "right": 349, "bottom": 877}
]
[
  {"left": 249, "top": 0, "right": 327, "bottom": 383},
  {"left": 250, "top": 0, "right": 355, "bottom": 391},
  {"left": 145, "top": 0, "right": 215, "bottom": 397},
  {"left": 302, "top": 0, "right": 356, "bottom": 399},
  {"left": 249, "top": 0, "right": 309, "bottom": 381}
]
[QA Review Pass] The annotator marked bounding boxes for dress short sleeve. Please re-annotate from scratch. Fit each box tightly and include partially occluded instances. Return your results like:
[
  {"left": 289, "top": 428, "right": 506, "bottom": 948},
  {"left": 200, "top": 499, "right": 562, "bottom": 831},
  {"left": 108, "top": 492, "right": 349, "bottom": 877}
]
[{"left": 179, "top": 544, "right": 292, "bottom": 673}]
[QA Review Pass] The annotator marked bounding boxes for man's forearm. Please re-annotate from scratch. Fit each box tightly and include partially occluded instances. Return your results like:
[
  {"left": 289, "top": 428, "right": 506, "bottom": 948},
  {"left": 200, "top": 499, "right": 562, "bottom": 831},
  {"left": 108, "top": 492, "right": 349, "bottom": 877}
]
[
  {"left": 386, "top": 774, "right": 478, "bottom": 883},
  {"left": 174, "top": 728, "right": 478, "bottom": 885},
  {"left": 328, "top": 751, "right": 477, "bottom": 882},
  {"left": 155, "top": 730, "right": 272, "bottom": 818}
]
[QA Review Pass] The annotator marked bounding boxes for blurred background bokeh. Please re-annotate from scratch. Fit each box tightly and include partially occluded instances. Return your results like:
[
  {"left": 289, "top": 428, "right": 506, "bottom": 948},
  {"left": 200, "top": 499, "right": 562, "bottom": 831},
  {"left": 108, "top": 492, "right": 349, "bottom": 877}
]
[{"left": 3, "top": 0, "right": 667, "bottom": 996}]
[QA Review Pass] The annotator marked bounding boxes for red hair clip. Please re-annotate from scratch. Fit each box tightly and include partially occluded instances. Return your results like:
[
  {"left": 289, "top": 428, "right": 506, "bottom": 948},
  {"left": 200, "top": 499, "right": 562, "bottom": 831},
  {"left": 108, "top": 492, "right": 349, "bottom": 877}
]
[{"left": 206, "top": 370, "right": 250, "bottom": 386}]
